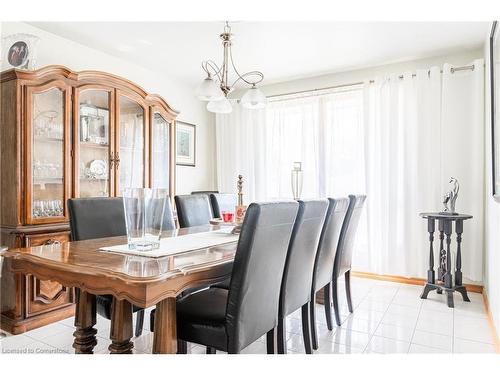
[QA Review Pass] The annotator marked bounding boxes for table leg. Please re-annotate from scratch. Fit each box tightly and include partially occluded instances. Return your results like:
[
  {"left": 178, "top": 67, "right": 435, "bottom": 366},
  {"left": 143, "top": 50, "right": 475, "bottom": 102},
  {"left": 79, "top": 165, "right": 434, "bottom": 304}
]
[
  {"left": 72, "top": 289, "right": 97, "bottom": 354},
  {"left": 437, "top": 219, "right": 445, "bottom": 283},
  {"left": 152, "top": 297, "right": 177, "bottom": 354},
  {"left": 454, "top": 219, "right": 471, "bottom": 302},
  {"left": 426, "top": 218, "right": 436, "bottom": 284},
  {"left": 108, "top": 298, "right": 134, "bottom": 354},
  {"left": 443, "top": 221, "right": 454, "bottom": 308},
  {"left": 455, "top": 219, "right": 463, "bottom": 287}
]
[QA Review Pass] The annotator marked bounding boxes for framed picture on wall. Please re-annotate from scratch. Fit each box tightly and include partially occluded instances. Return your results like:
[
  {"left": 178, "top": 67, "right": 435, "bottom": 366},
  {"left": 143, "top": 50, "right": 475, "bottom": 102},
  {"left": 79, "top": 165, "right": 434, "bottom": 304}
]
[
  {"left": 176, "top": 121, "right": 196, "bottom": 167},
  {"left": 490, "top": 21, "right": 500, "bottom": 201}
]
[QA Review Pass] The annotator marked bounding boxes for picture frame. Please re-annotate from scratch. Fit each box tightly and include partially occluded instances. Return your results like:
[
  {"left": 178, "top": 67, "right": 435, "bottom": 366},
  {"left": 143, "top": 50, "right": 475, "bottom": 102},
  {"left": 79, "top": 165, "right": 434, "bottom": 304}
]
[
  {"left": 1, "top": 33, "right": 40, "bottom": 71},
  {"left": 490, "top": 21, "right": 500, "bottom": 201},
  {"left": 176, "top": 121, "right": 196, "bottom": 167}
]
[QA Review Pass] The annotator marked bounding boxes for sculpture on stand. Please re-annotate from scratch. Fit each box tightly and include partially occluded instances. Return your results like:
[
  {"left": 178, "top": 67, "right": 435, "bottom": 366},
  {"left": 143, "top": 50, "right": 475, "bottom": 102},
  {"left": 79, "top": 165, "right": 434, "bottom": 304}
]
[{"left": 441, "top": 177, "right": 460, "bottom": 215}]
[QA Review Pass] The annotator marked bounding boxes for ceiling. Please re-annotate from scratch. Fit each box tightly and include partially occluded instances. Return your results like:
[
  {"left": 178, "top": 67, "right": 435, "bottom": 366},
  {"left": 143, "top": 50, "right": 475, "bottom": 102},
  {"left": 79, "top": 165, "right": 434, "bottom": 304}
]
[{"left": 30, "top": 22, "right": 489, "bottom": 88}]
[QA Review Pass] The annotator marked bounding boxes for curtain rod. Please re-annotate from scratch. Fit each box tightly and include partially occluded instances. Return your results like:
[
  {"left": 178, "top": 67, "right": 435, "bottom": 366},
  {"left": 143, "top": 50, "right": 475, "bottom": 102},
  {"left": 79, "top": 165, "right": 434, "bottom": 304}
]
[{"left": 267, "top": 64, "right": 477, "bottom": 100}]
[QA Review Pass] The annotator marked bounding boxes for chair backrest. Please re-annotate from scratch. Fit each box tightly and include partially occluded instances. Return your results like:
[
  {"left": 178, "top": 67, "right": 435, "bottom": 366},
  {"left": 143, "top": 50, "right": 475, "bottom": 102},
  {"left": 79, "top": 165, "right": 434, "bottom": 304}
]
[
  {"left": 69, "top": 197, "right": 176, "bottom": 241},
  {"left": 68, "top": 197, "right": 127, "bottom": 241},
  {"left": 209, "top": 193, "right": 238, "bottom": 218},
  {"left": 334, "top": 195, "right": 366, "bottom": 278},
  {"left": 312, "top": 197, "right": 349, "bottom": 292},
  {"left": 174, "top": 194, "right": 213, "bottom": 228},
  {"left": 226, "top": 201, "right": 299, "bottom": 353},
  {"left": 279, "top": 199, "right": 328, "bottom": 318},
  {"left": 191, "top": 190, "right": 219, "bottom": 195}
]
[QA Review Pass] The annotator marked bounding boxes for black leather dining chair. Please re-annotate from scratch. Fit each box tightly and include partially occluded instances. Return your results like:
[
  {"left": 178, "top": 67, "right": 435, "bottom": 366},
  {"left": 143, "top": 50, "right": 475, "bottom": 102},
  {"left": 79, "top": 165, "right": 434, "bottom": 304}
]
[
  {"left": 152, "top": 201, "right": 299, "bottom": 354},
  {"left": 209, "top": 193, "right": 238, "bottom": 219},
  {"left": 330, "top": 194, "right": 367, "bottom": 326},
  {"left": 175, "top": 194, "right": 213, "bottom": 228},
  {"left": 68, "top": 196, "right": 176, "bottom": 338},
  {"left": 273, "top": 199, "right": 328, "bottom": 354},
  {"left": 309, "top": 197, "right": 349, "bottom": 350},
  {"left": 191, "top": 190, "right": 219, "bottom": 195}
]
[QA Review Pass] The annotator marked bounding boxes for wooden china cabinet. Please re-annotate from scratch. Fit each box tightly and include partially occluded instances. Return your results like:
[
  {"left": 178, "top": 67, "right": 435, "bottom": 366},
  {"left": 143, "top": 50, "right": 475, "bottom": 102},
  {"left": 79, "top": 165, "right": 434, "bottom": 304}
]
[{"left": 0, "top": 65, "right": 178, "bottom": 334}]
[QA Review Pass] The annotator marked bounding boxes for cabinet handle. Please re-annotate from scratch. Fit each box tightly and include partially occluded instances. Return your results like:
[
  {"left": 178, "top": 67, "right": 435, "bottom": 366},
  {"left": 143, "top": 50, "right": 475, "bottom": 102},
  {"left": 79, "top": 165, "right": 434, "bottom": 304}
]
[
  {"left": 44, "top": 239, "right": 61, "bottom": 245},
  {"left": 109, "top": 152, "right": 115, "bottom": 168}
]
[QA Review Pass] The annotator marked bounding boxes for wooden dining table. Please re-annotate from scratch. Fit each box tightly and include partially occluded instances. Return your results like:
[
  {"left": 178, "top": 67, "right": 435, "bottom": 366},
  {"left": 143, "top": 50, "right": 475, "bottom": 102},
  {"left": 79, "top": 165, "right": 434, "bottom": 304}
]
[{"left": 1, "top": 225, "right": 237, "bottom": 354}]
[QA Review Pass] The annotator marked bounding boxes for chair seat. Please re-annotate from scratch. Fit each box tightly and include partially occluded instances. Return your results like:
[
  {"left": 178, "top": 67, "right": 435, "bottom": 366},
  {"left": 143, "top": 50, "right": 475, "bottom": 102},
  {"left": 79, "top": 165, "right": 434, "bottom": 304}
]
[
  {"left": 96, "top": 295, "right": 143, "bottom": 320},
  {"left": 176, "top": 288, "right": 229, "bottom": 351}
]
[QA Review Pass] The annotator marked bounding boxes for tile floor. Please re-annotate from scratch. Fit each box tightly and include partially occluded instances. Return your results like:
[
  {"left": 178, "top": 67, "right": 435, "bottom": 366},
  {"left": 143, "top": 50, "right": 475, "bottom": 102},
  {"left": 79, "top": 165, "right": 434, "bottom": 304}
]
[{"left": 0, "top": 277, "right": 497, "bottom": 354}]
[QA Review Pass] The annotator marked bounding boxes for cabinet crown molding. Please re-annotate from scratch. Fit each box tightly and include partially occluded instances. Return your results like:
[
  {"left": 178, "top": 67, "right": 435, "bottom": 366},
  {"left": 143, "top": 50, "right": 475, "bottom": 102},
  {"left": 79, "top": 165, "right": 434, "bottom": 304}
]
[{"left": 1, "top": 65, "right": 180, "bottom": 118}]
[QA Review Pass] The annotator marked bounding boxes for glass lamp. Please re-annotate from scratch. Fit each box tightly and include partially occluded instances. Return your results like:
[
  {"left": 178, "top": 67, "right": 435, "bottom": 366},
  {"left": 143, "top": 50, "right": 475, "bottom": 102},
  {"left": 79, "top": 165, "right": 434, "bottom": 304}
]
[
  {"left": 240, "top": 84, "right": 267, "bottom": 109},
  {"left": 207, "top": 97, "right": 232, "bottom": 114},
  {"left": 195, "top": 76, "right": 224, "bottom": 101}
]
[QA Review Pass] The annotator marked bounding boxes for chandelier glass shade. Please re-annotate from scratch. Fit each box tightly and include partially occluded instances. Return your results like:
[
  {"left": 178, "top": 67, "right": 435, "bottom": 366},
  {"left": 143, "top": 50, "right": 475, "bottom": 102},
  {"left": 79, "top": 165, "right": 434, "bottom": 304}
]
[
  {"left": 207, "top": 97, "right": 233, "bottom": 114},
  {"left": 195, "top": 77, "right": 225, "bottom": 102},
  {"left": 196, "top": 22, "right": 266, "bottom": 114}
]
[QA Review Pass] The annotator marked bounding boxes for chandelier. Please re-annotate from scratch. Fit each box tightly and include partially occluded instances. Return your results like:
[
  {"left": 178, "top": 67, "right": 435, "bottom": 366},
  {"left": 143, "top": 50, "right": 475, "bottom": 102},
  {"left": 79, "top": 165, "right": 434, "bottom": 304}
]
[{"left": 195, "top": 21, "right": 267, "bottom": 114}]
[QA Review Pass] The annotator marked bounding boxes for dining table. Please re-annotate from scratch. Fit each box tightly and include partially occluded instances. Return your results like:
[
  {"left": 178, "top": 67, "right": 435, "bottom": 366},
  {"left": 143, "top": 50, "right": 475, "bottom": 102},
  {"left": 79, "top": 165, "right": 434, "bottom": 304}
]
[{"left": 1, "top": 224, "right": 238, "bottom": 354}]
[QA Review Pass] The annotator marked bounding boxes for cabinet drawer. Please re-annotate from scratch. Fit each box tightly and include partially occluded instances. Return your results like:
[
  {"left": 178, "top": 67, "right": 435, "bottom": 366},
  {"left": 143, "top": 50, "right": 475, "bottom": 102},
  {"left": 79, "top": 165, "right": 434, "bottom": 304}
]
[{"left": 24, "top": 232, "right": 74, "bottom": 317}]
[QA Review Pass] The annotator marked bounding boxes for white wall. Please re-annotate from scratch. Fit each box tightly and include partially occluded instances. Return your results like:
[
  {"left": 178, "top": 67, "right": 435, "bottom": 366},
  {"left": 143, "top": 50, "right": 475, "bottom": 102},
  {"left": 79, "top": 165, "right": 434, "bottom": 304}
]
[
  {"left": 0, "top": 22, "right": 216, "bottom": 194},
  {"left": 483, "top": 28, "right": 500, "bottom": 340}
]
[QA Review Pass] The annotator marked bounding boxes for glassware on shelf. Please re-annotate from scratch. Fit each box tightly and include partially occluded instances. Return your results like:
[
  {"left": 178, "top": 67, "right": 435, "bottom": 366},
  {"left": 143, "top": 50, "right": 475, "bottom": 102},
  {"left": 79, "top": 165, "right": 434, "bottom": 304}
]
[
  {"left": 34, "top": 110, "right": 62, "bottom": 140},
  {"left": 32, "top": 199, "right": 63, "bottom": 218},
  {"left": 33, "top": 160, "right": 63, "bottom": 180}
]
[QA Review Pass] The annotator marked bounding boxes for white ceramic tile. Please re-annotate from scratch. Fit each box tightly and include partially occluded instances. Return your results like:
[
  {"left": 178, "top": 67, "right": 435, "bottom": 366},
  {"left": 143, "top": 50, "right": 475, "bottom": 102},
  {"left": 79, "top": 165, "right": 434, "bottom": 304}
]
[
  {"left": 315, "top": 340, "right": 364, "bottom": 354},
  {"left": 454, "top": 315, "right": 494, "bottom": 344},
  {"left": 342, "top": 316, "right": 379, "bottom": 334},
  {"left": 17, "top": 341, "right": 68, "bottom": 354},
  {"left": 453, "top": 338, "right": 496, "bottom": 353},
  {"left": 350, "top": 308, "right": 385, "bottom": 323},
  {"left": 58, "top": 317, "right": 75, "bottom": 328},
  {"left": 391, "top": 294, "right": 423, "bottom": 308},
  {"left": 41, "top": 330, "right": 78, "bottom": 352},
  {"left": 25, "top": 323, "right": 75, "bottom": 341},
  {"left": 408, "top": 343, "right": 449, "bottom": 354},
  {"left": 286, "top": 333, "right": 307, "bottom": 353},
  {"left": 385, "top": 304, "right": 420, "bottom": 318},
  {"left": 421, "top": 295, "right": 455, "bottom": 314},
  {"left": 416, "top": 310, "right": 453, "bottom": 336},
  {"left": 364, "top": 336, "right": 410, "bottom": 354},
  {"left": 331, "top": 328, "right": 371, "bottom": 350},
  {"left": 411, "top": 330, "right": 453, "bottom": 351},
  {"left": 132, "top": 332, "right": 153, "bottom": 353},
  {"left": 357, "top": 299, "right": 390, "bottom": 312},
  {"left": 380, "top": 312, "right": 418, "bottom": 328},
  {"left": 241, "top": 341, "right": 267, "bottom": 354},
  {"left": 0, "top": 334, "right": 43, "bottom": 352},
  {"left": 374, "top": 323, "right": 414, "bottom": 342}
]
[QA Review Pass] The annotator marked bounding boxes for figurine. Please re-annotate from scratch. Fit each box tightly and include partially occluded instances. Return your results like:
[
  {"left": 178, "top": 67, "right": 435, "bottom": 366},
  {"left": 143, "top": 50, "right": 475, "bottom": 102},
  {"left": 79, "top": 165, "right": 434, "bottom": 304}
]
[{"left": 442, "top": 177, "right": 460, "bottom": 215}]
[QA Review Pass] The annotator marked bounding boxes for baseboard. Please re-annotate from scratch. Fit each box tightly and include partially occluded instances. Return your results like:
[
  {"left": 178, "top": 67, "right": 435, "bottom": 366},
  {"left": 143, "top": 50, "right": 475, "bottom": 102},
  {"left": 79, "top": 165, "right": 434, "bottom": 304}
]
[
  {"left": 351, "top": 271, "right": 483, "bottom": 294},
  {"left": 482, "top": 289, "right": 500, "bottom": 354}
]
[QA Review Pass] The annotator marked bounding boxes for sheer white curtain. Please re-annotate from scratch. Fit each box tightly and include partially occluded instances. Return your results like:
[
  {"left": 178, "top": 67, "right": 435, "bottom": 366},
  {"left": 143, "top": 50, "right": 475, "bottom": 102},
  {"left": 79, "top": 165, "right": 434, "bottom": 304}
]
[
  {"left": 215, "top": 59, "right": 485, "bottom": 282},
  {"left": 216, "top": 89, "right": 365, "bottom": 202},
  {"left": 356, "top": 60, "right": 484, "bottom": 281}
]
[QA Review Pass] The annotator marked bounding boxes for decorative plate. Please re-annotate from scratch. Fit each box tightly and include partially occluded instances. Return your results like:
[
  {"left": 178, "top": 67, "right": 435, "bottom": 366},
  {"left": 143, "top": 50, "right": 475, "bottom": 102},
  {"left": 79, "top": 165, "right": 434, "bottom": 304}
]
[{"left": 89, "top": 159, "right": 107, "bottom": 179}]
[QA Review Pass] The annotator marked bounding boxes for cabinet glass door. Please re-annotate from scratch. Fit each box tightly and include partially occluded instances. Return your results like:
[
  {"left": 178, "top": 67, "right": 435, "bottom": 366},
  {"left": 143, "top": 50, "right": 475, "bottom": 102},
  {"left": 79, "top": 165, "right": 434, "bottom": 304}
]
[
  {"left": 77, "top": 89, "right": 112, "bottom": 197},
  {"left": 29, "top": 85, "right": 69, "bottom": 222},
  {"left": 118, "top": 95, "right": 145, "bottom": 194},
  {"left": 151, "top": 112, "right": 170, "bottom": 191}
]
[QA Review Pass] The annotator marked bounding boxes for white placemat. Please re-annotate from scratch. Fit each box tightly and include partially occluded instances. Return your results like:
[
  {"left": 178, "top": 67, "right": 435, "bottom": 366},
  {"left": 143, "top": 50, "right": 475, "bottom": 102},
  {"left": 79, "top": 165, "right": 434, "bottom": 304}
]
[{"left": 99, "top": 227, "right": 239, "bottom": 258}]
